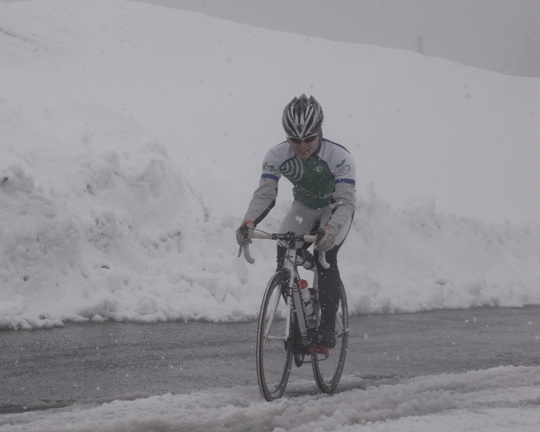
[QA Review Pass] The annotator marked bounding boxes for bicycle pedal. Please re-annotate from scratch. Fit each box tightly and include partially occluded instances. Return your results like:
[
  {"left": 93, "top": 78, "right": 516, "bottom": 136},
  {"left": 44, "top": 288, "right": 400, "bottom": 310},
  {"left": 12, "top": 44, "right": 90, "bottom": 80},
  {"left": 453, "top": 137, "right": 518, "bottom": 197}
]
[{"left": 293, "top": 353, "right": 305, "bottom": 367}]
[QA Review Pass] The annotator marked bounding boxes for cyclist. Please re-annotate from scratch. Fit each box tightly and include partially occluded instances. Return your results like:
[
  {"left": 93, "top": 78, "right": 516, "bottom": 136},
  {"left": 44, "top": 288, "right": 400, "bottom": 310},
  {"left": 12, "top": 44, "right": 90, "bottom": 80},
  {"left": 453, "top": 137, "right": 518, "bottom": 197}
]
[{"left": 236, "top": 94, "right": 356, "bottom": 355}]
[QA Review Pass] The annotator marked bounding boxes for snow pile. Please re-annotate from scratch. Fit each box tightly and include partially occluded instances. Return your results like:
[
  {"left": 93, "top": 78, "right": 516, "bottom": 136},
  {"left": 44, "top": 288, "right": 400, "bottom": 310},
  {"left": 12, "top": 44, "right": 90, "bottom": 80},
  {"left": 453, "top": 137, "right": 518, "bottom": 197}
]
[
  {"left": 1, "top": 366, "right": 539, "bottom": 431},
  {"left": 1, "top": 0, "right": 540, "bottom": 329},
  {"left": 343, "top": 194, "right": 540, "bottom": 315}
]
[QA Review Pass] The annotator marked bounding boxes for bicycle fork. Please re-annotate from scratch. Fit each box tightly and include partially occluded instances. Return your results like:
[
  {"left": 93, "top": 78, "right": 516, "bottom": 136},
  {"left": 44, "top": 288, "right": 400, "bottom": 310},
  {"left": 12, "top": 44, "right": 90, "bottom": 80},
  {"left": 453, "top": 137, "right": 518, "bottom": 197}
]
[
  {"left": 290, "top": 284, "right": 311, "bottom": 347},
  {"left": 284, "top": 250, "right": 313, "bottom": 349}
]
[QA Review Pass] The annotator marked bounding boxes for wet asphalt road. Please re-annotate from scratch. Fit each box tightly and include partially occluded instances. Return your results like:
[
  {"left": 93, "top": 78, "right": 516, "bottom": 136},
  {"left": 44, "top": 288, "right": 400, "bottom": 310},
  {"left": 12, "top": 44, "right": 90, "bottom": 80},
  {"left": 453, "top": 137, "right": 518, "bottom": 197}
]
[{"left": 1, "top": 306, "right": 539, "bottom": 413}]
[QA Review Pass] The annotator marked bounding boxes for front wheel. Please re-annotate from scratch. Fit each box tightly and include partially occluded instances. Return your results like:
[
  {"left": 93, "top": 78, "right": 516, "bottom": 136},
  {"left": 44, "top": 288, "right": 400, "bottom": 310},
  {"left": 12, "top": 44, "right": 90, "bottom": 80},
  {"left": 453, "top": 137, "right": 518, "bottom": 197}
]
[
  {"left": 256, "top": 271, "right": 294, "bottom": 401},
  {"left": 312, "top": 282, "right": 348, "bottom": 393}
]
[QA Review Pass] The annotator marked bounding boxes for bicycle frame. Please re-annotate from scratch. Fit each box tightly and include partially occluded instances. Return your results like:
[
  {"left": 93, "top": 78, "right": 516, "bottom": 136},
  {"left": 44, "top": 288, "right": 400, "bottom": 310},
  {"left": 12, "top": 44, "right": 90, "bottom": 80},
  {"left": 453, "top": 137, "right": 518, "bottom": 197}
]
[{"left": 243, "top": 230, "right": 328, "bottom": 348}]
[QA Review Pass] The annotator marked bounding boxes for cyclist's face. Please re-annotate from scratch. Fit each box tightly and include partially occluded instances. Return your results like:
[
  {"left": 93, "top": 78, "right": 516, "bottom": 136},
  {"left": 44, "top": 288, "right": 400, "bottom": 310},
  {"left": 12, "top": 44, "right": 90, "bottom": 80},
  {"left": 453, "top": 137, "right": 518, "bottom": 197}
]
[{"left": 288, "top": 134, "right": 320, "bottom": 160}]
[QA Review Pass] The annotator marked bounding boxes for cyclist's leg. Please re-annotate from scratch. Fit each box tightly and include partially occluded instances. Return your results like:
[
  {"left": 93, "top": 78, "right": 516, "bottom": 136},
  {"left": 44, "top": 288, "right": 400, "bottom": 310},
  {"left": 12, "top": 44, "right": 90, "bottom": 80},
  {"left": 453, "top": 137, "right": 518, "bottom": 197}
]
[
  {"left": 276, "top": 202, "right": 320, "bottom": 268},
  {"left": 314, "top": 211, "right": 354, "bottom": 348},
  {"left": 314, "top": 245, "right": 342, "bottom": 347}
]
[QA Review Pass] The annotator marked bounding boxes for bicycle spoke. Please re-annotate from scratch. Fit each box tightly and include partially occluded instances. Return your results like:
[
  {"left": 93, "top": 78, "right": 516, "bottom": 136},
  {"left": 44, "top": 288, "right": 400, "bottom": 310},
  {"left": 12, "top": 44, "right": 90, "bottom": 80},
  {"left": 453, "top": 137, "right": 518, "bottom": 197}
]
[
  {"left": 263, "top": 290, "right": 282, "bottom": 339},
  {"left": 256, "top": 272, "right": 293, "bottom": 401}
]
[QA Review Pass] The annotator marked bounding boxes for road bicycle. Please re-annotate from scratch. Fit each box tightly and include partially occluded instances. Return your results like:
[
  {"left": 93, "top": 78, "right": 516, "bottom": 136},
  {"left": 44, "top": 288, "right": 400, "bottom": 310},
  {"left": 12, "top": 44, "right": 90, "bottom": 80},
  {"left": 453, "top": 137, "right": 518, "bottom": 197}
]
[{"left": 241, "top": 229, "right": 348, "bottom": 401}]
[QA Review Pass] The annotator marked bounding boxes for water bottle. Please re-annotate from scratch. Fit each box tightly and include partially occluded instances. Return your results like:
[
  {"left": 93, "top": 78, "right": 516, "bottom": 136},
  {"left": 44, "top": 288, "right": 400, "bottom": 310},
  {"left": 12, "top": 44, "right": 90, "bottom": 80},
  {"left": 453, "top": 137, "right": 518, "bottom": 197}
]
[{"left": 299, "top": 279, "right": 316, "bottom": 328}]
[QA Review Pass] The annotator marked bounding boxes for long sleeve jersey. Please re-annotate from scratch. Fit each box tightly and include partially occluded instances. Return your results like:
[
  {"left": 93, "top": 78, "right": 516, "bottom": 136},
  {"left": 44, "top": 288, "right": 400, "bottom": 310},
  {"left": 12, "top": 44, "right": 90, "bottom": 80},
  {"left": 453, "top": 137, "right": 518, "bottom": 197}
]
[{"left": 243, "top": 138, "right": 356, "bottom": 235}]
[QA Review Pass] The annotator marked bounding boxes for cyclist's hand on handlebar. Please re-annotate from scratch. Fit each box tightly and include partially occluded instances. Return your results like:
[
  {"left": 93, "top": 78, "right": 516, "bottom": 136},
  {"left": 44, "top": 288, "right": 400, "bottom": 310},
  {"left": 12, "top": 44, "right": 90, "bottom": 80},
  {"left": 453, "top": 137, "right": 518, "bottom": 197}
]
[
  {"left": 236, "top": 220, "right": 255, "bottom": 246},
  {"left": 315, "top": 225, "right": 336, "bottom": 251}
]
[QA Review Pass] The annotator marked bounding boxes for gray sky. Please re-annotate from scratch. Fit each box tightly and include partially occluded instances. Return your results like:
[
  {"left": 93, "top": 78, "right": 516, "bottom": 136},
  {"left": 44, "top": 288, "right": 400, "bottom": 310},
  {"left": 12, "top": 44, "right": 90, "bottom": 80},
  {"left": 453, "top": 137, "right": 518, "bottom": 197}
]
[
  {"left": 3, "top": 0, "right": 539, "bottom": 77},
  {"left": 138, "top": 0, "right": 540, "bottom": 78}
]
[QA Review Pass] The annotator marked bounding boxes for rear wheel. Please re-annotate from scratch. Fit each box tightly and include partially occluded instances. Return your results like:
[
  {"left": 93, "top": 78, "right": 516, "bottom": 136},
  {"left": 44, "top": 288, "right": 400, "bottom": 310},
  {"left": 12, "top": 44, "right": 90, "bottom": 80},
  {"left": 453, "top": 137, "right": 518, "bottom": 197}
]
[
  {"left": 312, "top": 282, "right": 348, "bottom": 393},
  {"left": 256, "top": 271, "right": 294, "bottom": 401}
]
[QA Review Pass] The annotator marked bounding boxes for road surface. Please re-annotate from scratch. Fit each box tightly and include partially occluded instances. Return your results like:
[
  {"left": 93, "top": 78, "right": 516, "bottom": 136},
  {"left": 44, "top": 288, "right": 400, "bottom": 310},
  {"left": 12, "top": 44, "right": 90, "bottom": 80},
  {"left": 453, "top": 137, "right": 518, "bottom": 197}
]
[{"left": 1, "top": 306, "right": 539, "bottom": 413}]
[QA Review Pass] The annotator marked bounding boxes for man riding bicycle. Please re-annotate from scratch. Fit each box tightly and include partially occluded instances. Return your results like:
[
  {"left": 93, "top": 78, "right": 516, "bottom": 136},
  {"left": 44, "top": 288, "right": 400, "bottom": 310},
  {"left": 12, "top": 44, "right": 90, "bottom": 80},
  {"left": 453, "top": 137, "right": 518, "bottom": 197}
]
[{"left": 236, "top": 94, "right": 356, "bottom": 354}]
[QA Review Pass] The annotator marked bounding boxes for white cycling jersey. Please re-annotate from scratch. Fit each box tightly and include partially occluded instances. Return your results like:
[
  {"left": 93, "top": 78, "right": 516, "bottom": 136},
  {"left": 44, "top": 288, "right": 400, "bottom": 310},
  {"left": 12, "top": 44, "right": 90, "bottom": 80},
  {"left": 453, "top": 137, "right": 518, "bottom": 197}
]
[{"left": 243, "top": 138, "right": 356, "bottom": 236}]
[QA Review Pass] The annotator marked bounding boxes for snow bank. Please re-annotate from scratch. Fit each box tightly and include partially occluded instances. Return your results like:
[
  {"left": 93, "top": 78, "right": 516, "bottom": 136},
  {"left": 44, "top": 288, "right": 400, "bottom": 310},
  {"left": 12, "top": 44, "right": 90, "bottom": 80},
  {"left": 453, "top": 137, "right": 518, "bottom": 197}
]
[{"left": 1, "top": 0, "right": 539, "bottom": 329}]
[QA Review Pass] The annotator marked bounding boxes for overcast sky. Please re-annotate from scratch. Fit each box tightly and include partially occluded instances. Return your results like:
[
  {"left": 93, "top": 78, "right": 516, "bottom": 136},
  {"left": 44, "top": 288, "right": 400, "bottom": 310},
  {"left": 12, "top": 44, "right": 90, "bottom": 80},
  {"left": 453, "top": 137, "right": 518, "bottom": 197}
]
[
  {"left": 137, "top": 0, "right": 540, "bottom": 78},
  {"left": 3, "top": 0, "right": 539, "bottom": 76}
]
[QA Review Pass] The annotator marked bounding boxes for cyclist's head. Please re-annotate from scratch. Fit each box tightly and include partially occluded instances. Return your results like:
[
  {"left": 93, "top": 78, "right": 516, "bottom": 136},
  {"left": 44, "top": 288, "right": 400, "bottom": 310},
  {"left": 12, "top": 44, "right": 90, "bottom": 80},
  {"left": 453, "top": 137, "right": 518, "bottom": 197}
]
[{"left": 282, "top": 94, "right": 324, "bottom": 140}]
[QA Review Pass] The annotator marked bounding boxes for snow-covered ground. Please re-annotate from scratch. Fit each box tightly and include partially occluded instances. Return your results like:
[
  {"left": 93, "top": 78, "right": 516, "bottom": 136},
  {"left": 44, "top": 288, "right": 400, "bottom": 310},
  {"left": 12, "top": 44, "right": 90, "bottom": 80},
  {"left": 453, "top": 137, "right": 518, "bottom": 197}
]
[
  {"left": 1, "top": 0, "right": 539, "bottom": 430},
  {"left": 1, "top": 366, "right": 539, "bottom": 431}
]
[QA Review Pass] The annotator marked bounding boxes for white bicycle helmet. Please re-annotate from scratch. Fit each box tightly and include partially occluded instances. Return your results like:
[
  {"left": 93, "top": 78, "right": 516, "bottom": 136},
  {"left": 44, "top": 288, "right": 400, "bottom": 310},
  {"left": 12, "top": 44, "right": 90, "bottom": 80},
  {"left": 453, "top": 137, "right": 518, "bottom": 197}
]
[{"left": 282, "top": 94, "right": 324, "bottom": 139}]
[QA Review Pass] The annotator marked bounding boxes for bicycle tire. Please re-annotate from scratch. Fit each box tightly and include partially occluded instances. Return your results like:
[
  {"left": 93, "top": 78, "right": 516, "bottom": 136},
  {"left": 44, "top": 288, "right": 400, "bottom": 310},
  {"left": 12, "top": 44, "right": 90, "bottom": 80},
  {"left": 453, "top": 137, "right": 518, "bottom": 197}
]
[
  {"left": 256, "top": 271, "right": 294, "bottom": 401},
  {"left": 312, "top": 282, "right": 348, "bottom": 393}
]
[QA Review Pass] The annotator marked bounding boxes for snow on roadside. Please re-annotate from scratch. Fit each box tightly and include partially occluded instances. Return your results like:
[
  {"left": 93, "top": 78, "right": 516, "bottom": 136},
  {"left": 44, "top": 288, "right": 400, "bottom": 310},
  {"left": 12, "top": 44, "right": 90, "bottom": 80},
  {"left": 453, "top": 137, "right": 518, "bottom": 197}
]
[{"left": 1, "top": 366, "right": 539, "bottom": 432}]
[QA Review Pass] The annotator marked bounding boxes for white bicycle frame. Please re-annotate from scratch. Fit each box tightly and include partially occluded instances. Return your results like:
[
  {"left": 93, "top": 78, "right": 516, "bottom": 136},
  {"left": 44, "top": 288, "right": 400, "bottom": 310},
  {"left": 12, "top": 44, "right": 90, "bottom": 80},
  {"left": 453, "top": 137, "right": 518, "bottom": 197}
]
[{"left": 242, "top": 231, "right": 329, "bottom": 347}]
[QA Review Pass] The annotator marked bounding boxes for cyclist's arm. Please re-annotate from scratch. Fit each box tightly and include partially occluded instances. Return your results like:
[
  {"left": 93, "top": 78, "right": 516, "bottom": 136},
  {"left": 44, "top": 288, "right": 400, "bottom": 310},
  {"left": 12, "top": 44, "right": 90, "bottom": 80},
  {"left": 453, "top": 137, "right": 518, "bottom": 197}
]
[
  {"left": 327, "top": 146, "right": 356, "bottom": 235},
  {"left": 327, "top": 182, "right": 355, "bottom": 235},
  {"left": 243, "top": 147, "right": 282, "bottom": 225},
  {"left": 243, "top": 177, "right": 278, "bottom": 225}
]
